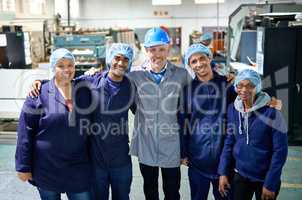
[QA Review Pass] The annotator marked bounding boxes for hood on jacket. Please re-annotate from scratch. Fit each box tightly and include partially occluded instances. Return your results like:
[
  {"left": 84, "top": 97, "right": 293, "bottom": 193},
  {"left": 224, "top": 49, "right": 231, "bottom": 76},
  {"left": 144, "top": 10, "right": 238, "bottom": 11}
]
[{"left": 234, "top": 92, "right": 271, "bottom": 144}]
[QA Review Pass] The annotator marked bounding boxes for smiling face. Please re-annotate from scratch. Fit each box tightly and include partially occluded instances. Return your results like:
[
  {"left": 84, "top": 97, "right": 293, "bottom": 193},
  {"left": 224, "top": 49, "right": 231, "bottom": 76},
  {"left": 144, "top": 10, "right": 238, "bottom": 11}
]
[
  {"left": 109, "top": 54, "right": 129, "bottom": 79},
  {"left": 236, "top": 79, "right": 257, "bottom": 102},
  {"left": 54, "top": 58, "right": 75, "bottom": 84},
  {"left": 189, "top": 53, "right": 212, "bottom": 79},
  {"left": 145, "top": 44, "right": 170, "bottom": 71}
]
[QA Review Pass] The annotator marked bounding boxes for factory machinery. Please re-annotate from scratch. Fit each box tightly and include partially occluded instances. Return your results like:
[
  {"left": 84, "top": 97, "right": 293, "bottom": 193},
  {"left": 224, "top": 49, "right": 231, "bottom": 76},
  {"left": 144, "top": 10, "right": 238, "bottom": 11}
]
[
  {"left": 53, "top": 28, "right": 136, "bottom": 76},
  {"left": 53, "top": 34, "right": 108, "bottom": 76},
  {"left": 0, "top": 25, "right": 136, "bottom": 121}
]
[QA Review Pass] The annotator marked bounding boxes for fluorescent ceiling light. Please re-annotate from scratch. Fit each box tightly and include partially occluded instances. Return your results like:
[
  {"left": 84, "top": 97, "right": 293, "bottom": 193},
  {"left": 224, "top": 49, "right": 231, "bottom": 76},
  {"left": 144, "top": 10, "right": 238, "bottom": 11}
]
[
  {"left": 152, "top": 0, "right": 181, "bottom": 5},
  {"left": 195, "top": 0, "right": 225, "bottom": 4}
]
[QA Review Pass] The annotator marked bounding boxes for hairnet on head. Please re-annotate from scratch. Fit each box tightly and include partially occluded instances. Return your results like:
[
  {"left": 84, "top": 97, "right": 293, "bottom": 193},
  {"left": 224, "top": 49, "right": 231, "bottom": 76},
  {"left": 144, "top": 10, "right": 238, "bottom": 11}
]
[
  {"left": 106, "top": 43, "right": 134, "bottom": 71},
  {"left": 184, "top": 43, "right": 212, "bottom": 66},
  {"left": 234, "top": 69, "right": 262, "bottom": 94},
  {"left": 200, "top": 33, "right": 213, "bottom": 42},
  {"left": 49, "top": 48, "right": 75, "bottom": 72}
]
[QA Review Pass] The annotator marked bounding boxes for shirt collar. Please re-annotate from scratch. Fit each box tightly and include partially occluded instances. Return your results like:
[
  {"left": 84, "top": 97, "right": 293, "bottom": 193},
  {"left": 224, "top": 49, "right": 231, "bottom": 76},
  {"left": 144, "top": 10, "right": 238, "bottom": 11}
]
[{"left": 145, "top": 62, "right": 168, "bottom": 74}]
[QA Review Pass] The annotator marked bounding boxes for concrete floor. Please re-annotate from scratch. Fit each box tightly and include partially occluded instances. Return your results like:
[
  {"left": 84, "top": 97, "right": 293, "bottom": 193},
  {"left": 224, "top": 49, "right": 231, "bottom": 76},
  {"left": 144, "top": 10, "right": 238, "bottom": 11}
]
[
  {"left": 1, "top": 144, "right": 302, "bottom": 200},
  {"left": 0, "top": 144, "right": 190, "bottom": 200}
]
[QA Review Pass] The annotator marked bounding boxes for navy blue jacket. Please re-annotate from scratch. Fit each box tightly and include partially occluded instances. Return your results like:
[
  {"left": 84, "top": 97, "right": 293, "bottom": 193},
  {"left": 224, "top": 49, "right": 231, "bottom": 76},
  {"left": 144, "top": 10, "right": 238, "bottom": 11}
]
[
  {"left": 78, "top": 72, "right": 135, "bottom": 168},
  {"left": 15, "top": 79, "right": 92, "bottom": 193},
  {"left": 218, "top": 103, "right": 288, "bottom": 192},
  {"left": 178, "top": 73, "right": 236, "bottom": 179}
]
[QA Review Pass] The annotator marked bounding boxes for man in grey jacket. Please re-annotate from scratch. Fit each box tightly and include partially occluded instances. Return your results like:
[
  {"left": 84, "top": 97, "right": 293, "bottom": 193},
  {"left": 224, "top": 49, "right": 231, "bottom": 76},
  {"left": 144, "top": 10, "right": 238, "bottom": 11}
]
[{"left": 129, "top": 27, "right": 191, "bottom": 200}]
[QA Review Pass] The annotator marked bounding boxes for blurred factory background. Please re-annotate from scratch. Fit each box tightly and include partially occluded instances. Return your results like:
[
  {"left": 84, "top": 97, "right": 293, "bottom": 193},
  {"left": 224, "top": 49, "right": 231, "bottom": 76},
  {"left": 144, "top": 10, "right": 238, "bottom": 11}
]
[{"left": 0, "top": 1, "right": 302, "bottom": 199}]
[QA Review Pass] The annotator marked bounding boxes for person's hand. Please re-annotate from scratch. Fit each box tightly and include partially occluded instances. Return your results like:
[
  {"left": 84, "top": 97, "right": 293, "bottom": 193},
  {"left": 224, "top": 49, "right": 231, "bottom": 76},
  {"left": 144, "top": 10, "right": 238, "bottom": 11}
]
[
  {"left": 226, "top": 73, "right": 235, "bottom": 83},
  {"left": 268, "top": 97, "right": 282, "bottom": 110},
  {"left": 219, "top": 175, "right": 231, "bottom": 197},
  {"left": 28, "top": 80, "right": 42, "bottom": 97},
  {"left": 261, "top": 186, "right": 275, "bottom": 200},
  {"left": 84, "top": 67, "right": 100, "bottom": 76},
  {"left": 180, "top": 158, "right": 189, "bottom": 166},
  {"left": 17, "top": 172, "right": 32, "bottom": 182}
]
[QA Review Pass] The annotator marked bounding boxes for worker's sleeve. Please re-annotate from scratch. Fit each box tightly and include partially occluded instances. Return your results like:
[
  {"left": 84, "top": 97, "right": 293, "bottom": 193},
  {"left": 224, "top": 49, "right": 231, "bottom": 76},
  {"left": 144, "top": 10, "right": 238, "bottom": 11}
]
[
  {"left": 76, "top": 71, "right": 103, "bottom": 83},
  {"left": 129, "top": 80, "right": 137, "bottom": 114},
  {"left": 178, "top": 85, "right": 191, "bottom": 159},
  {"left": 226, "top": 84, "right": 237, "bottom": 106},
  {"left": 264, "top": 110, "right": 288, "bottom": 192},
  {"left": 218, "top": 105, "right": 236, "bottom": 176},
  {"left": 15, "top": 97, "right": 42, "bottom": 173}
]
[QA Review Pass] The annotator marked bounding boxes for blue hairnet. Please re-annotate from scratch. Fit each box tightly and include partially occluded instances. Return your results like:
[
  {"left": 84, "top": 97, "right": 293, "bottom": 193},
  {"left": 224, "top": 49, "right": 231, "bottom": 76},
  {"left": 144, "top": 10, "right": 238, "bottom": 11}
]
[
  {"left": 106, "top": 43, "right": 134, "bottom": 71},
  {"left": 184, "top": 43, "right": 212, "bottom": 66},
  {"left": 200, "top": 33, "right": 213, "bottom": 41},
  {"left": 234, "top": 69, "right": 262, "bottom": 94},
  {"left": 49, "top": 48, "right": 75, "bottom": 72}
]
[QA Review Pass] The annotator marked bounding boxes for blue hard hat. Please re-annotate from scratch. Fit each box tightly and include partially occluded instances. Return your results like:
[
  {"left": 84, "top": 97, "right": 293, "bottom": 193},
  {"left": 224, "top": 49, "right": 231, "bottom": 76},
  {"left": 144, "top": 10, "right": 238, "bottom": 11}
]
[
  {"left": 144, "top": 27, "right": 170, "bottom": 48},
  {"left": 50, "top": 48, "right": 75, "bottom": 72},
  {"left": 184, "top": 43, "right": 212, "bottom": 66},
  {"left": 200, "top": 33, "right": 213, "bottom": 42},
  {"left": 106, "top": 43, "right": 134, "bottom": 71}
]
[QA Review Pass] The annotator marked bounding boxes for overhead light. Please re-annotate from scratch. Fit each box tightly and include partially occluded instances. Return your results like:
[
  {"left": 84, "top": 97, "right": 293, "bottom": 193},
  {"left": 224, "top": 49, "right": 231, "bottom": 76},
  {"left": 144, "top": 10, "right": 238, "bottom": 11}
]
[
  {"left": 195, "top": 0, "right": 225, "bottom": 4},
  {"left": 152, "top": 0, "right": 181, "bottom": 5}
]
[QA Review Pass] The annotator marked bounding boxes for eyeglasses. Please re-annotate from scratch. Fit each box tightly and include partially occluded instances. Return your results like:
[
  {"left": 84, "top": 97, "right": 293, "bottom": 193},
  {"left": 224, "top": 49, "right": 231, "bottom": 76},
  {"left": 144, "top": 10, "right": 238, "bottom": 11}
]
[{"left": 236, "top": 83, "right": 256, "bottom": 90}]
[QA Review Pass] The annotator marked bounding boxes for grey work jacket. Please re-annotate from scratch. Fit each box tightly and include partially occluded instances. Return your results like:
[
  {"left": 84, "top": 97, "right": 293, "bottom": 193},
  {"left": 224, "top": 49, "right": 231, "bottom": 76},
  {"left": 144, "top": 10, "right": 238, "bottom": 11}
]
[{"left": 129, "top": 62, "right": 191, "bottom": 168}]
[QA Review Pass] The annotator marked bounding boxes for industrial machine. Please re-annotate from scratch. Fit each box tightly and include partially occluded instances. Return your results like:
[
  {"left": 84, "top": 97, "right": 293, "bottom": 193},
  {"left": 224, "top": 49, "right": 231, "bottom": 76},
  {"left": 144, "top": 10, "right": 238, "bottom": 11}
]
[
  {"left": 0, "top": 25, "right": 48, "bottom": 122},
  {"left": 0, "top": 26, "right": 32, "bottom": 69},
  {"left": 227, "top": 2, "right": 302, "bottom": 66},
  {"left": 53, "top": 34, "right": 108, "bottom": 76}
]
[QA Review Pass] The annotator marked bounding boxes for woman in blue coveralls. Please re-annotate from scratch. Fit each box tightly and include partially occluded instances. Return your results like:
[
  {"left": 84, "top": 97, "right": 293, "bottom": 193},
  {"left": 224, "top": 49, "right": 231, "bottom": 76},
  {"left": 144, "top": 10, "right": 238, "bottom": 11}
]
[
  {"left": 218, "top": 69, "right": 288, "bottom": 200},
  {"left": 15, "top": 48, "right": 92, "bottom": 200},
  {"left": 178, "top": 43, "right": 236, "bottom": 200}
]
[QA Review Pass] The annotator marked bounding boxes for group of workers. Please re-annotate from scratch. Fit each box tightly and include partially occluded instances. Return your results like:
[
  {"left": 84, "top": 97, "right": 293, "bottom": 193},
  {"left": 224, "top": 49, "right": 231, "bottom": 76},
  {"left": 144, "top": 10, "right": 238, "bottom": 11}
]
[{"left": 15, "top": 27, "right": 288, "bottom": 200}]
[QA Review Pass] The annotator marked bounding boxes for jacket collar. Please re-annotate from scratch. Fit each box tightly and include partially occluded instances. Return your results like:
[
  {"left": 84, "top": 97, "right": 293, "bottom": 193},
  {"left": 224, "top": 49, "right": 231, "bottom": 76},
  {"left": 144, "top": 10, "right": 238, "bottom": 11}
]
[
  {"left": 97, "top": 70, "right": 129, "bottom": 92},
  {"left": 48, "top": 78, "right": 74, "bottom": 106},
  {"left": 193, "top": 71, "right": 223, "bottom": 84},
  {"left": 142, "top": 61, "right": 175, "bottom": 84}
]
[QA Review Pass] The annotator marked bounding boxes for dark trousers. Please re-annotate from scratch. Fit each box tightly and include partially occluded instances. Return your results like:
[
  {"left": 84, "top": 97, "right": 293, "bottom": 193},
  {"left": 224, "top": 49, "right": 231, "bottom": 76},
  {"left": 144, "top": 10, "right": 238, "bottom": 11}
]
[
  {"left": 232, "top": 173, "right": 280, "bottom": 200},
  {"left": 139, "top": 163, "right": 181, "bottom": 200},
  {"left": 37, "top": 188, "right": 91, "bottom": 200},
  {"left": 188, "top": 167, "right": 229, "bottom": 200},
  {"left": 92, "top": 163, "right": 132, "bottom": 200}
]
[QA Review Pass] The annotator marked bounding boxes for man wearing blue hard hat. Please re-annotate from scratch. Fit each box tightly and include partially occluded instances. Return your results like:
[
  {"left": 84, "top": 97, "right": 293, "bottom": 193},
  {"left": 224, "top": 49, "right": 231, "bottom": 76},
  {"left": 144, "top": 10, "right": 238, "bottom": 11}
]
[{"left": 129, "top": 27, "right": 191, "bottom": 200}]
